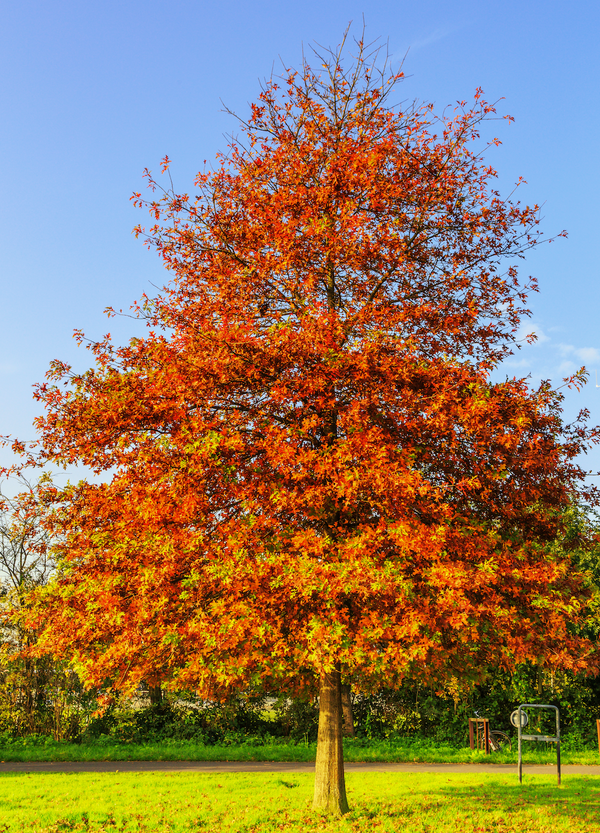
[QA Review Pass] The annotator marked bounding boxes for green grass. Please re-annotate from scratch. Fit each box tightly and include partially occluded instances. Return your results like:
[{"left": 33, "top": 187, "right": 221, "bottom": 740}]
[
  {"left": 0, "top": 735, "right": 598, "bottom": 765},
  {"left": 0, "top": 770, "right": 599, "bottom": 831}
]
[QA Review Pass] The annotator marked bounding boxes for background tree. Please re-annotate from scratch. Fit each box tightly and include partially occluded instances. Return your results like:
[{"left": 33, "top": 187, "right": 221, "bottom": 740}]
[
  {"left": 0, "top": 476, "right": 53, "bottom": 731},
  {"left": 7, "top": 34, "right": 599, "bottom": 813},
  {"left": 0, "top": 476, "right": 86, "bottom": 740},
  {"left": 0, "top": 477, "right": 52, "bottom": 598}
]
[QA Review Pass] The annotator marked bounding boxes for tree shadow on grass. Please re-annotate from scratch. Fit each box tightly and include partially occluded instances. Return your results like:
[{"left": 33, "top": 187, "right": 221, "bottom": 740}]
[{"left": 396, "top": 776, "right": 600, "bottom": 832}]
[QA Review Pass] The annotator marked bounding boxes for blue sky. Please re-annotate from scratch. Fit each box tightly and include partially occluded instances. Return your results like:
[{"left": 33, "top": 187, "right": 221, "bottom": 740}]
[{"left": 1, "top": 0, "right": 599, "bottom": 487}]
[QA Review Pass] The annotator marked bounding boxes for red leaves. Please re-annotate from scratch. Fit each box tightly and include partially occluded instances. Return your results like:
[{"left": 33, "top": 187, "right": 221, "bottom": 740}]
[{"left": 11, "top": 39, "right": 599, "bottom": 699}]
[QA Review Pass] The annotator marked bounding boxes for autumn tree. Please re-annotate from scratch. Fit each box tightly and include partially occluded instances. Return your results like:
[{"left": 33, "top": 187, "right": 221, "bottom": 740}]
[{"left": 6, "top": 34, "right": 599, "bottom": 814}]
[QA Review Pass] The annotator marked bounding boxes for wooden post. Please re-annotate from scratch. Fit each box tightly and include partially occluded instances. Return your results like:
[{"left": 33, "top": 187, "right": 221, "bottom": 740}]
[
  {"left": 482, "top": 719, "right": 490, "bottom": 755},
  {"left": 468, "top": 718, "right": 490, "bottom": 754}
]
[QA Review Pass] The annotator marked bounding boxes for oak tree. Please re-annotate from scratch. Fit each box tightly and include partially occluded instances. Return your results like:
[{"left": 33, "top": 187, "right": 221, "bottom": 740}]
[{"left": 8, "top": 35, "right": 599, "bottom": 813}]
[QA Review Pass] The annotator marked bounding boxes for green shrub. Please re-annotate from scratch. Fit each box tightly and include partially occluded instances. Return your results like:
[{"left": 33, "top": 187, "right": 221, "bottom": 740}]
[{"left": 83, "top": 696, "right": 280, "bottom": 745}]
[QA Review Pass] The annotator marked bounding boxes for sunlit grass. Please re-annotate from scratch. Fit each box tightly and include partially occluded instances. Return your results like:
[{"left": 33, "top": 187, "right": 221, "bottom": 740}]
[
  {"left": 0, "top": 734, "right": 597, "bottom": 765},
  {"left": 0, "top": 771, "right": 599, "bottom": 831}
]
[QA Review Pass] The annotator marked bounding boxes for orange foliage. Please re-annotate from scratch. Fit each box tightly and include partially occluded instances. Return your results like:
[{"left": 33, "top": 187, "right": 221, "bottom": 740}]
[{"left": 7, "top": 40, "right": 599, "bottom": 702}]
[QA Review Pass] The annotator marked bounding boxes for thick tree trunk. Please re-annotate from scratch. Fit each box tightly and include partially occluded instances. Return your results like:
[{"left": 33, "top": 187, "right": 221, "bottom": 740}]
[
  {"left": 341, "top": 684, "right": 355, "bottom": 737},
  {"left": 312, "top": 666, "right": 349, "bottom": 815}
]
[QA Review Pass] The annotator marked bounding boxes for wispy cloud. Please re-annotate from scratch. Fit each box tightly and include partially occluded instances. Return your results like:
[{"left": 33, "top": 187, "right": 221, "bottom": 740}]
[
  {"left": 558, "top": 360, "right": 577, "bottom": 376},
  {"left": 503, "top": 357, "right": 531, "bottom": 369},
  {"left": 391, "top": 24, "right": 462, "bottom": 62},
  {"left": 501, "top": 325, "right": 599, "bottom": 384},
  {"left": 409, "top": 27, "right": 456, "bottom": 52},
  {"left": 578, "top": 347, "right": 600, "bottom": 364},
  {"left": 514, "top": 323, "right": 550, "bottom": 346},
  {"left": 557, "top": 344, "right": 600, "bottom": 365}
]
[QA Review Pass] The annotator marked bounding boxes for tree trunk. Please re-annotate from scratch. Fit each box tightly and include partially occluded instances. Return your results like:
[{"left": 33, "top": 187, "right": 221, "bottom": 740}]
[
  {"left": 149, "top": 684, "right": 163, "bottom": 706},
  {"left": 312, "top": 665, "right": 349, "bottom": 815},
  {"left": 341, "top": 684, "right": 355, "bottom": 737}
]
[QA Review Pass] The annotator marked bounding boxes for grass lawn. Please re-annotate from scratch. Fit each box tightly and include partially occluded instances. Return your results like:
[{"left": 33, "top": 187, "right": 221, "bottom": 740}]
[
  {"left": 0, "top": 735, "right": 598, "bottom": 765},
  {"left": 0, "top": 770, "right": 599, "bottom": 831}
]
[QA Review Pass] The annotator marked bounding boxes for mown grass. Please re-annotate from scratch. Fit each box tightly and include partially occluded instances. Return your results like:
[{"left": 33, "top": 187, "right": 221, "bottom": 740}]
[
  {"left": 0, "top": 770, "right": 599, "bottom": 831},
  {"left": 0, "top": 735, "right": 597, "bottom": 765}
]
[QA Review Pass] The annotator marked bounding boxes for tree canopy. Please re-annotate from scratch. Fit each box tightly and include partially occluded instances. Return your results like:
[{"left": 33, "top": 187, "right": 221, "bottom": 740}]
[{"left": 5, "top": 35, "right": 599, "bottom": 813}]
